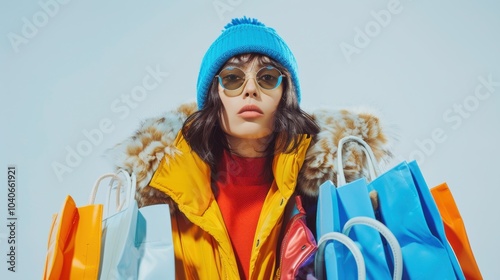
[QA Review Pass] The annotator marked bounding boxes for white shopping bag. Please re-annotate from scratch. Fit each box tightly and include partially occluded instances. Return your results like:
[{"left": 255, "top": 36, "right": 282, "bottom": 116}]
[{"left": 98, "top": 170, "right": 175, "bottom": 279}]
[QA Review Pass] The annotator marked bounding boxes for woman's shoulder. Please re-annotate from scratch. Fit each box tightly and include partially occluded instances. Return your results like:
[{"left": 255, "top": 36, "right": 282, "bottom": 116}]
[
  {"left": 104, "top": 102, "right": 197, "bottom": 207},
  {"left": 298, "top": 105, "right": 396, "bottom": 197}
]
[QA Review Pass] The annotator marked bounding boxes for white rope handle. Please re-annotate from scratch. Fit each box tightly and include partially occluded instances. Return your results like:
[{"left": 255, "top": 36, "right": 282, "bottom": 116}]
[
  {"left": 343, "top": 217, "right": 403, "bottom": 280},
  {"left": 337, "top": 136, "right": 380, "bottom": 186},
  {"left": 89, "top": 173, "right": 122, "bottom": 205},
  {"left": 106, "top": 169, "right": 134, "bottom": 213},
  {"left": 129, "top": 172, "right": 137, "bottom": 206},
  {"left": 104, "top": 171, "right": 124, "bottom": 213},
  {"left": 317, "top": 232, "right": 367, "bottom": 280},
  {"left": 88, "top": 170, "right": 136, "bottom": 218}
]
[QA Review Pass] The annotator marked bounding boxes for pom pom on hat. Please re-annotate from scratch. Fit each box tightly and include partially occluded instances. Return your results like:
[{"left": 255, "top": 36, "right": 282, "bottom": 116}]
[
  {"left": 196, "top": 17, "right": 300, "bottom": 109},
  {"left": 223, "top": 16, "right": 265, "bottom": 29}
]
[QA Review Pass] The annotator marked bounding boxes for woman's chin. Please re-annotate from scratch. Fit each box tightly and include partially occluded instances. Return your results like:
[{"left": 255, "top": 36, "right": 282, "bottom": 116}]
[{"left": 223, "top": 124, "right": 274, "bottom": 140}]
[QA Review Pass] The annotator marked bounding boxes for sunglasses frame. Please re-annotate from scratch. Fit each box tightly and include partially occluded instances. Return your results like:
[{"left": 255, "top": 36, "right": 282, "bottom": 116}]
[{"left": 215, "top": 65, "right": 284, "bottom": 96}]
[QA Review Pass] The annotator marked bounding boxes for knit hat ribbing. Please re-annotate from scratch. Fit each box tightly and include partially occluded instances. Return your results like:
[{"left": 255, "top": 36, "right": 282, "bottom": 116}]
[{"left": 196, "top": 17, "right": 300, "bottom": 109}]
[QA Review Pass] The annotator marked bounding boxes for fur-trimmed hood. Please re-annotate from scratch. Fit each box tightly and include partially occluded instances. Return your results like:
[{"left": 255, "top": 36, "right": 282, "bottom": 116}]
[{"left": 105, "top": 102, "right": 394, "bottom": 208}]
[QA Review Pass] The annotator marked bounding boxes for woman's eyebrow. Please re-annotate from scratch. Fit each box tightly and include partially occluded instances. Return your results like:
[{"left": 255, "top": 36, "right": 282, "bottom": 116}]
[{"left": 222, "top": 61, "right": 242, "bottom": 68}]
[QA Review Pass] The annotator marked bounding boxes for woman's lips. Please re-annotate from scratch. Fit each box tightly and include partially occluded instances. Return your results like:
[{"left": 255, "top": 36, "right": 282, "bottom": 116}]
[{"left": 238, "top": 105, "right": 263, "bottom": 118}]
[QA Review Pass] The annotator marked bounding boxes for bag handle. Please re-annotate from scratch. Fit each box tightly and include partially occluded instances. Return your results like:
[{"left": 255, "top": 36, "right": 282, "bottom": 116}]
[
  {"left": 337, "top": 136, "right": 380, "bottom": 186},
  {"left": 343, "top": 216, "right": 403, "bottom": 280},
  {"left": 106, "top": 170, "right": 136, "bottom": 213},
  {"left": 89, "top": 173, "right": 122, "bottom": 205},
  {"left": 127, "top": 172, "right": 137, "bottom": 207},
  {"left": 314, "top": 232, "right": 366, "bottom": 280},
  {"left": 88, "top": 170, "right": 136, "bottom": 217}
]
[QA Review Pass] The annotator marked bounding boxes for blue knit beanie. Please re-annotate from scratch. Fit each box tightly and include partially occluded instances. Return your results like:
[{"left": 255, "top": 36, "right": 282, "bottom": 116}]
[{"left": 196, "top": 17, "right": 300, "bottom": 109}]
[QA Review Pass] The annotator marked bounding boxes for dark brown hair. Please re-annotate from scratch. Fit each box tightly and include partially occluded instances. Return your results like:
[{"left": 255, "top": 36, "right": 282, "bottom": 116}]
[{"left": 182, "top": 53, "right": 320, "bottom": 171}]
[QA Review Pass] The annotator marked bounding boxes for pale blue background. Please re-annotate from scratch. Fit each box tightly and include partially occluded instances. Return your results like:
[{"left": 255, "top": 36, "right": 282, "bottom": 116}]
[{"left": 1, "top": 0, "right": 499, "bottom": 279}]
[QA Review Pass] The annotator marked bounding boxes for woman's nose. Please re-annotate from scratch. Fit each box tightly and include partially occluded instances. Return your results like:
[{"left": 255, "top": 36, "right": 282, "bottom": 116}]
[{"left": 242, "top": 76, "right": 259, "bottom": 98}]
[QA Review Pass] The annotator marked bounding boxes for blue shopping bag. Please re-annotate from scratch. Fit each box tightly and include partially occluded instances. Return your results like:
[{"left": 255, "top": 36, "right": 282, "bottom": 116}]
[
  {"left": 371, "top": 160, "right": 465, "bottom": 280},
  {"left": 315, "top": 180, "right": 402, "bottom": 280},
  {"left": 336, "top": 178, "right": 393, "bottom": 279},
  {"left": 316, "top": 180, "right": 345, "bottom": 280},
  {"left": 315, "top": 136, "right": 402, "bottom": 280},
  {"left": 408, "top": 161, "right": 464, "bottom": 279}
]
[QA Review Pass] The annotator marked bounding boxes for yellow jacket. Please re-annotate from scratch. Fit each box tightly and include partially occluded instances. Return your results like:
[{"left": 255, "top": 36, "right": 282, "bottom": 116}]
[{"left": 149, "top": 131, "right": 312, "bottom": 279}]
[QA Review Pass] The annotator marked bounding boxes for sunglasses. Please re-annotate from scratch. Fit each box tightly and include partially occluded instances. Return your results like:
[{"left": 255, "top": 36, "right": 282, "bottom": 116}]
[{"left": 216, "top": 65, "right": 284, "bottom": 96}]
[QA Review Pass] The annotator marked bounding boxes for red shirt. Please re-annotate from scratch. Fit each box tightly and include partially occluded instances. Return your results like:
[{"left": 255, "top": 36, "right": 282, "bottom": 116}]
[{"left": 215, "top": 150, "right": 273, "bottom": 280}]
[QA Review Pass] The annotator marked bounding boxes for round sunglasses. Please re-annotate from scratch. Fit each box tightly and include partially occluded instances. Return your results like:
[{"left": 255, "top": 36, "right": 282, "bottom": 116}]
[{"left": 215, "top": 65, "right": 284, "bottom": 96}]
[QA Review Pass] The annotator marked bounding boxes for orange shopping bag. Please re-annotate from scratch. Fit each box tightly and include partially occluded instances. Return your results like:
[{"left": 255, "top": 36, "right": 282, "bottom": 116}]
[
  {"left": 431, "top": 182, "right": 483, "bottom": 280},
  {"left": 42, "top": 174, "right": 121, "bottom": 280}
]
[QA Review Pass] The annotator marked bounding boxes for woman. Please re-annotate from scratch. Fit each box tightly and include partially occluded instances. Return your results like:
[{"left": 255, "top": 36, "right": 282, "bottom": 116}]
[{"left": 109, "top": 17, "right": 392, "bottom": 279}]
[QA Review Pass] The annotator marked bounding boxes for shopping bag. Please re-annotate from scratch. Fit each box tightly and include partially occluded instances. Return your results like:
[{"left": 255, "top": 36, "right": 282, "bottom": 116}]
[
  {"left": 112, "top": 195, "right": 175, "bottom": 279},
  {"left": 315, "top": 201, "right": 402, "bottom": 280},
  {"left": 317, "top": 180, "right": 394, "bottom": 280},
  {"left": 98, "top": 170, "right": 175, "bottom": 279},
  {"left": 316, "top": 180, "right": 341, "bottom": 279},
  {"left": 43, "top": 180, "right": 105, "bottom": 280},
  {"left": 315, "top": 229, "right": 366, "bottom": 280},
  {"left": 43, "top": 196, "right": 78, "bottom": 280},
  {"left": 335, "top": 136, "right": 397, "bottom": 280},
  {"left": 431, "top": 182, "right": 483, "bottom": 280},
  {"left": 407, "top": 161, "right": 464, "bottom": 278},
  {"left": 315, "top": 136, "right": 402, "bottom": 280},
  {"left": 315, "top": 182, "right": 403, "bottom": 279},
  {"left": 134, "top": 204, "right": 175, "bottom": 279},
  {"left": 98, "top": 170, "right": 137, "bottom": 279},
  {"left": 315, "top": 137, "right": 371, "bottom": 280},
  {"left": 371, "top": 160, "right": 465, "bottom": 279},
  {"left": 337, "top": 180, "right": 403, "bottom": 279}
]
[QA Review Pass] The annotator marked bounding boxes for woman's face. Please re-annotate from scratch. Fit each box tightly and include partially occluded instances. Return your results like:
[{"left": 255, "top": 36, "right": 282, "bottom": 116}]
[{"left": 218, "top": 57, "right": 283, "bottom": 140}]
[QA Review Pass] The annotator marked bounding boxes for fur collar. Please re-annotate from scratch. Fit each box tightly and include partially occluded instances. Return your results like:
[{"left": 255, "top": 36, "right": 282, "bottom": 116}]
[{"left": 105, "top": 102, "right": 394, "bottom": 208}]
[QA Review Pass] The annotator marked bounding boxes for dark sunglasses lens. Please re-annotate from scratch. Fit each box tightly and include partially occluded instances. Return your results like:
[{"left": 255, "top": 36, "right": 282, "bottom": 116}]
[
  {"left": 219, "top": 68, "right": 245, "bottom": 90},
  {"left": 257, "top": 67, "right": 282, "bottom": 89}
]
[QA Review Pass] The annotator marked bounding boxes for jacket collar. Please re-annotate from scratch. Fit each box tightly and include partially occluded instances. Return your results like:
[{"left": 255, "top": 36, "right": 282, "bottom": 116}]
[{"left": 149, "top": 132, "right": 312, "bottom": 216}]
